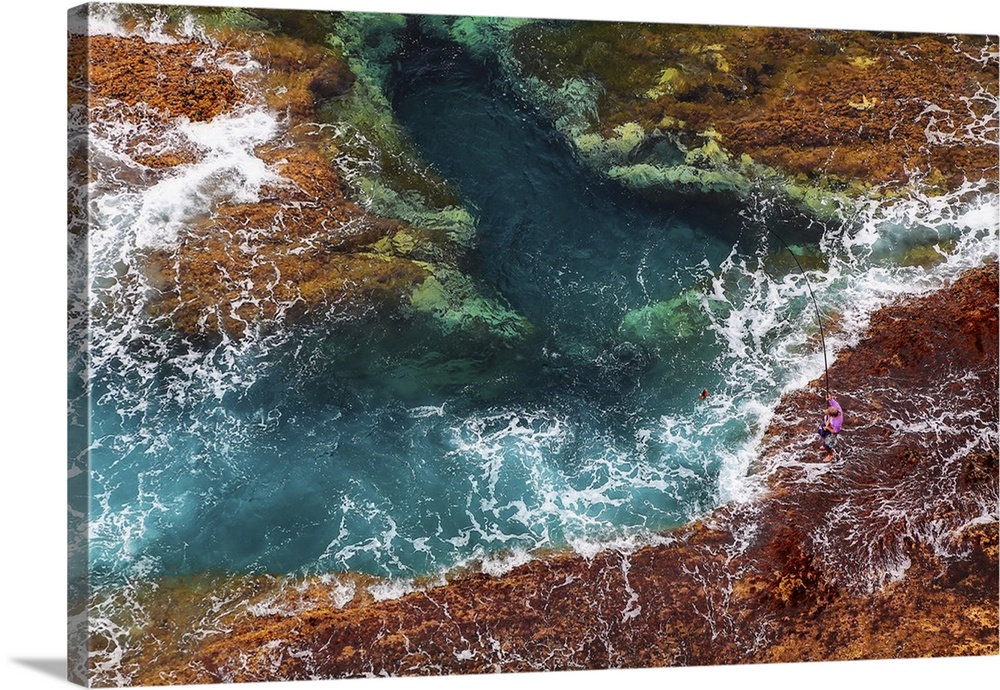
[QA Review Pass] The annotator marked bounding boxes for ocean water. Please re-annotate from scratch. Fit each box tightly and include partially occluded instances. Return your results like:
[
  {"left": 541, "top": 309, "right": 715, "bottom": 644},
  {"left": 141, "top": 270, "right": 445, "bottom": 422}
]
[{"left": 74, "top": 12, "right": 998, "bottom": 628}]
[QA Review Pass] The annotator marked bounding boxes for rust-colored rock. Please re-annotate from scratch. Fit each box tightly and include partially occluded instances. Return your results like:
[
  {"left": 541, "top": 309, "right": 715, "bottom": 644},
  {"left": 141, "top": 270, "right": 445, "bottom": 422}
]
[
  {"left": 80, "top": 35, "right": 242, "bottom": 121},
  {"left": 68, "top": 33, "right": 239, "bottom": 168},
  {"left": 143, "top": 140, "right": 428, "bottom": 339},
  {"left": 78, "top": 27, "right": 439, "bottom": 340},
  {"left": 512, "top": 25, "right": 998, "bottom": 191}
]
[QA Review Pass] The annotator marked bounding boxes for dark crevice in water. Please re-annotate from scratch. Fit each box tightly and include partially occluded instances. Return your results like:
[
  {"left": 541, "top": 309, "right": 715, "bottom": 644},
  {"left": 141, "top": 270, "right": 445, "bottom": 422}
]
[{"left": 386, "top": 32, "right": 828, "bottom": 338}]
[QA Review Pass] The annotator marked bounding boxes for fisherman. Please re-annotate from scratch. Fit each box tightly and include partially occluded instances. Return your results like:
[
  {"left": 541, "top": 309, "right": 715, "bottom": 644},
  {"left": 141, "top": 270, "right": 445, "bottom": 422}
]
[{"left": 817, "top": 397, "right": 843, "bottom": 461}]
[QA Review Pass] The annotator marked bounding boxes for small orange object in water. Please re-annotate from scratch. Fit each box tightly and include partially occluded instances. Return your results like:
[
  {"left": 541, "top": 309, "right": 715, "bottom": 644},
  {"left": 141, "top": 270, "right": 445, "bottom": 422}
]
[{"left": 699, "top": 389, "right": 709, "bottom": 401}]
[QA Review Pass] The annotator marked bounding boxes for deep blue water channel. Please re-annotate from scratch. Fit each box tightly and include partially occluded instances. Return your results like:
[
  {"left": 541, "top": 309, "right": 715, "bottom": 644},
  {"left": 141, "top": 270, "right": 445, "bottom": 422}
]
[{"left": 392, "top": 44, "right": 739, "bottom": 355}]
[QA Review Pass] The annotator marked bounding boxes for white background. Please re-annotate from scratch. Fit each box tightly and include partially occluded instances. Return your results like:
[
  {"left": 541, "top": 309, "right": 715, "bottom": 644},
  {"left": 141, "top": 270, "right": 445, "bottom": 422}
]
[{"left": 2, "top": 1, "right": 998, "bottom": 688}]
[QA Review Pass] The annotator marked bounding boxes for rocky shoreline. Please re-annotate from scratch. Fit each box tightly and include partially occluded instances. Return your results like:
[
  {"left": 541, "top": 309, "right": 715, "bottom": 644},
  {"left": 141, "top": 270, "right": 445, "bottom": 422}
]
[
  {"left": 71, "top": 8, "right": 998, "bottom": 685},
  {"left": 71, "top": 11, "right": 531, "bottom": 344},
  {"left": 117, "top": 261, "right": 997, "bottom": 685},
  {"left": 428, "top": 18, "right": 998, "bottom": 215}
]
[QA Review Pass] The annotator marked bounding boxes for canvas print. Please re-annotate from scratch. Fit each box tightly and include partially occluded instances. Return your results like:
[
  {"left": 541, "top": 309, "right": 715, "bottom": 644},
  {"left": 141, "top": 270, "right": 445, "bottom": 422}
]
[{"left": 67, "top": 2, "right": 999, "bottom": 686}]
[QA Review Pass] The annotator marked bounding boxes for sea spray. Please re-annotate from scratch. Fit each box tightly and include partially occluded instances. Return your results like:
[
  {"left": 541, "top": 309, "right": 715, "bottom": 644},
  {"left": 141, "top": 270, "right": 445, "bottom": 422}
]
[{"left": 705, "top": 184, "right": 998, "bottom": 501}]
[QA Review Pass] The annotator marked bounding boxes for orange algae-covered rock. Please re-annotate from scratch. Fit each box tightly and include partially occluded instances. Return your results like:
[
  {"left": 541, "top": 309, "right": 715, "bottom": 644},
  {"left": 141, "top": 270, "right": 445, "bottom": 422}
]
[
  {"left": 214, "top": 29, "right": 357, "bottom": 120},
  {"left": 83, "top": 35, "right": 242, "bottom": 121},
  {"left": 78, "top": 25, "right": 443, "bottom": 340},
  {"left": 142, "top": 136, "right": 431, "bottom": 339},
  {"left": 510, "top": 24, "right": 998, "bottom": 192}
]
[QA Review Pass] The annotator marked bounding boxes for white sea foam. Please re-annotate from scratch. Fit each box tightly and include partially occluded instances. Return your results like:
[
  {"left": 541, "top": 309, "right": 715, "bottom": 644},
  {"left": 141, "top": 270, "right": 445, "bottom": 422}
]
[
  {"left": 706, "top": 182, "right": 998, "bottom": 503},
  {"left": 80, "top": 21, "right": 306, "bottom": 664},
  {"left": 379, "top": 178, "right": 995, "bottom": 577},
  {"left": 368, "top": 579, "right": 420, "bottom": 602},
  {"left": 88, "top": 105, "right": 285, "bottom": 251},
  {"left": 81, "top": 10, "right": 293, "bottom": 449},
  {"left": 692, "top": 177, "right": 997, "bottom": 594},
  {"left": 479, "top": 548, "right": 533, "bottom": 576},
  {"left": 86, "top": 2, "right": 213, "bottom": 45},
  {"left": 139, "top": 109, "right": 284, "bottom": 248}
]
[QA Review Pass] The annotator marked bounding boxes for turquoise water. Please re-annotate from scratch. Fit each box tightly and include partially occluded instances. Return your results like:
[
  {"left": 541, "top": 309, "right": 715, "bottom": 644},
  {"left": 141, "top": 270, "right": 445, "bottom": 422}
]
[
  {"left": 392, "top": 45, "right": 739, "bottom": 344},
  {"left": 85, "top": 41, "right": 770, "bottom": 585}
]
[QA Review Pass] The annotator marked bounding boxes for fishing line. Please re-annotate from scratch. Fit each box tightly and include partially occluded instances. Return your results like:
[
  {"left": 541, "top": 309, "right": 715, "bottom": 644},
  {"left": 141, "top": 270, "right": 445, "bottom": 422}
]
[{"left": 764, "top": 227, "right": 831, "bottom": 399}]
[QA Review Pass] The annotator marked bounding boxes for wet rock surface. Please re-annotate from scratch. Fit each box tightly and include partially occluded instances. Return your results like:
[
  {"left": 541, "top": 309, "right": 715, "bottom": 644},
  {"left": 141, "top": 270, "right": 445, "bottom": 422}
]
[
  {"left": 80, "top": 35, "right": 242, "bottom": 122},
  {"left": 128, "top": 263, "right": 997, "bottom": 684},
  {"left": 76, "top": 28, "right": 480, "bottom": 341},
  {"left": 506, "top": 24, "right": 998, "bottom": 197}
]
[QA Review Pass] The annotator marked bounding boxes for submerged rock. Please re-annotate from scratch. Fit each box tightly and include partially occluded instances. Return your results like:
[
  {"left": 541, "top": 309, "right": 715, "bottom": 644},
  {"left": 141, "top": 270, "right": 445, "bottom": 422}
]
[
  {"left": 408, "top": 269, "right": 534, "bottom": 341},
  {"left": 308, "top": 57, "right": 357, "bottom": 99},
  {"left": 619, "top": 287, "right": 709, "bottom": 344}
]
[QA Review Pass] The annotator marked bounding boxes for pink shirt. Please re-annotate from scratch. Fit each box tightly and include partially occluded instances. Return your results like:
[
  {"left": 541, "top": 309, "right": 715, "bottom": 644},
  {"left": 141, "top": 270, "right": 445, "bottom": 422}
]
[{"left": 826, "top": 398, "right": 843, "bottom": 433}]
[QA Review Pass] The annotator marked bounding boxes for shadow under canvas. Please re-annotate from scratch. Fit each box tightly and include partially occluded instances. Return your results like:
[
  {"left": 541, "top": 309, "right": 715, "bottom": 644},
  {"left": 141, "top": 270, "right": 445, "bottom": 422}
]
[{"left": 13, "top": 658, "right": 67, "bottom": 681}]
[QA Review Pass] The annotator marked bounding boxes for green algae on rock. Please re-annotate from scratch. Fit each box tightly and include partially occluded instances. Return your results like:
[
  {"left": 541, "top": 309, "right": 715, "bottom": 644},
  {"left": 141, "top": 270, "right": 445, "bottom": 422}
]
[
  {"left": 619, "top": 287, "right": 710, "bottom": 345},
  {"left": 321, "top": 11, "right": 465, "bottom": 219},
  {"left": 409, "top": 269, "right": 534, "bottom": 341},
  {"left": 420, "top": 14, "right": 535, "bottom": 61},
  {"left": 319, "top": 12, "right": 534, "bottom": 341}
]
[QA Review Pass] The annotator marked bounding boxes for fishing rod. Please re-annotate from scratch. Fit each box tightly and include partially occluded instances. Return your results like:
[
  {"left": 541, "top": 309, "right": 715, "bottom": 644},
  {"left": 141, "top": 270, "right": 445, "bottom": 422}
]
[{"left": 763, "top": 227, "right": 831, "bottom": 400}]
